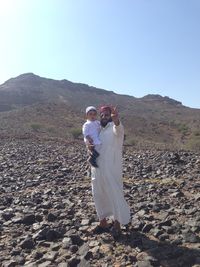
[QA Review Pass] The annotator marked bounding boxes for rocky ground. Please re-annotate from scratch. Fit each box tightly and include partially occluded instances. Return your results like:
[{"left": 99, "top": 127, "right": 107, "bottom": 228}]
[{"left": 0, "top": 140, "right": 200, "bottom": 267}]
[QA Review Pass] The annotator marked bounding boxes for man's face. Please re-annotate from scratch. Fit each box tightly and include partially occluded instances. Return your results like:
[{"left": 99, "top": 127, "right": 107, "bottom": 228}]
[{"left": 100, "top": 110, "right": 112, "bottom": 127}]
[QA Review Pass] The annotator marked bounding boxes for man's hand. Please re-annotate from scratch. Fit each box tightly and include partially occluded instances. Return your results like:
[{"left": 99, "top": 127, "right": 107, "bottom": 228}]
[{"left": 111, "top": 106, "right": 120, "bottom": 126}]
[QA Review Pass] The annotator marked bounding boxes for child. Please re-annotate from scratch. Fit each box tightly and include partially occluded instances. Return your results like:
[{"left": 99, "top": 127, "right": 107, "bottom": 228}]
[{"left": 82, "top": 106, "right": 101, "bottom": 168}]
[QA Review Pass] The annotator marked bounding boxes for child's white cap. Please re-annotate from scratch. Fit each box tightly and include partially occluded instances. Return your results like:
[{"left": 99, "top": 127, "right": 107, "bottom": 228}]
[{"left": 86, "top": 106, "right": 97, "bottom": 114}]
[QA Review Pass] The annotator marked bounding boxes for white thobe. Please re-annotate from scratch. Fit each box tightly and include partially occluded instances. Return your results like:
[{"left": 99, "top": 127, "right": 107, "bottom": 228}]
[{"left": 91, "top": 121, "right": 130, "bottom": 225}]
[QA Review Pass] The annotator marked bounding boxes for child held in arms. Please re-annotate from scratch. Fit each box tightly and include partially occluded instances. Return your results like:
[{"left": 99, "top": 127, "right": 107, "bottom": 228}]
[{"left": 82, "top": 106, "right": 101, "bottom": 168}]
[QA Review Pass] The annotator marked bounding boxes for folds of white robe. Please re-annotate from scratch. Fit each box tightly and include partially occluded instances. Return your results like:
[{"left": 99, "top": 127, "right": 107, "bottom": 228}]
[{"left": 91, "top": 121, "right": 130, "bottom": 225}]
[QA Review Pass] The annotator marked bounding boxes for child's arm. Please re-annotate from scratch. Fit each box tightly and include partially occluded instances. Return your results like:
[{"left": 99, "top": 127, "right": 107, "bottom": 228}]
[
  {"left": 85, "top": 135, "right": 94, "bottom": 151},
  {"left": 82, "top": 123, "right": 94, "bottom": 150},
  {"left": 85, "top": 135, "right": 94, "bottom": 145}
]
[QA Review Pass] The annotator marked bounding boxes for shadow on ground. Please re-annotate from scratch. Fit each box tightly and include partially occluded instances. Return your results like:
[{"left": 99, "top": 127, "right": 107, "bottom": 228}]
[{"left": 112, "top": 226, "right": 200, "bottom": 267}]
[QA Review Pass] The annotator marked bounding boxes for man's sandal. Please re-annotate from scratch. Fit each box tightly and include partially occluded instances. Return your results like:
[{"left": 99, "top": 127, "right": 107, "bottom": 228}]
[
  {"left": 110, "top": 226, "right": 122, "bottom": 239},
  {"left": 93, "top": 225, "right": 110, "bottom": 234}
]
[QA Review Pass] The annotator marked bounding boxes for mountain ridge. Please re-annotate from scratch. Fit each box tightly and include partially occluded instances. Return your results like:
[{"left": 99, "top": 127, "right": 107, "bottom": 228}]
[
  {"left": 0, "top": 73, "right": 200, "bottom": 150},
  {"left": 0, "top": 73, "right": 185, "bottom": 107}
]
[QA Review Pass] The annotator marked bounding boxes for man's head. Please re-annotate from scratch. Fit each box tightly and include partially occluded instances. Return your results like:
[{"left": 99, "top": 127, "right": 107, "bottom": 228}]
[{"left": 100, "top": 106, "right": 112, "bottom": 127}]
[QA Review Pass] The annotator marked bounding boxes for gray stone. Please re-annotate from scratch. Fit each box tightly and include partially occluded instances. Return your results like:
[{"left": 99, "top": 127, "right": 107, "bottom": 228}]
[
  {"left": 38, "top": 262, "right": 52, "bottom": 267},
  {"left": 20, "top": 237, "right": 35, "bottom": 249},
  {"left": 68, "top": 257, "right": 80, "bottom": 267},
  {"left": 70, "top": 234, "right": 84, "bottom": 246},
  {"left": 22, "top": 214, "right": 36, "bottom": 225},
  {"left": 43, "top": 251, "right": 58, "bottom": 261},
  {"left": 2, "top": 260, "right": 18, "bottom": 267},
  {"left": 137, "top": 260, "right": 154, "bottom": 267},
  {"left": 142, "top": 224, "right": 153, "bottom": 233},
  {"left": 58, "top": 263, "right": 68, "bottom": 267},
  {"left": 70, "top": 245, "right": 79, "bottom": 253},
  {"left": 78, "top": 258, "right": 91, "bottom": 267},
  {"left": 182, "top": 233, "right": 200, "bottom": 243},
  {"left": 47, "top": 212, "right": 57, "bottom": 222}
]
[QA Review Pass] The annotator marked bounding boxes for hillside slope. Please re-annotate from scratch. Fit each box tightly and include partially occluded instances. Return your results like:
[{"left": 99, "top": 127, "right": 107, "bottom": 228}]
[{"left": 0, "top": 73, "right": 200, "bottom": 149}]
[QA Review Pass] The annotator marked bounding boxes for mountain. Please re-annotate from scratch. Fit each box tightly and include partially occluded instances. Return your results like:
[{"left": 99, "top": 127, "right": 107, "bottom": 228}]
[
  {"left": 0, "top": 73, "right": 200, "bottom": 150},
  {"left": 0, "top": 73, "right": 130, "bottom": 111}
]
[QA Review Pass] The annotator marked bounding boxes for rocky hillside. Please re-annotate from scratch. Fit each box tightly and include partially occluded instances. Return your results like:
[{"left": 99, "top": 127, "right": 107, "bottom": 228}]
[
  {"left": 1, "top": 73, "right": 200, "bottom": 150},
  {"left": 0, "top": 140, "right": 200, "bottom": 266}
]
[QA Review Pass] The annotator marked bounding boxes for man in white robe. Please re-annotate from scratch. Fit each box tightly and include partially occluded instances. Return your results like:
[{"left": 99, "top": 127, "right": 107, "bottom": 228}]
[{"left": 91, "top": 106, "right": 130, "bottom": 236}]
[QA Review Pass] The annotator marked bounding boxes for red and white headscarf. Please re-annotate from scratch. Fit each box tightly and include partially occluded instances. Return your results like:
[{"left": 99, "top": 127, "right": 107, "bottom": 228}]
[{"left": 99, "top": 105, "right": 112, "bottom": 114}]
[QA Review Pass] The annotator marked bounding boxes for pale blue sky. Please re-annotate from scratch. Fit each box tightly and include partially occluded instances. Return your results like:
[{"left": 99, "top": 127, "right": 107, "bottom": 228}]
[{"left": 0, "top": 0, "right": 200, "bottom": 108}]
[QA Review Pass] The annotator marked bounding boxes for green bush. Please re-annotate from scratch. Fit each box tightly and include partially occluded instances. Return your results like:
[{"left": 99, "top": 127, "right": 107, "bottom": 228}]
[
  {"left": 47, "top": 127, "right": 56, "bottom": 134},
  {"left": 186, "top": 136, "right": 200, "bottom": 150},
  {"left": 177, "top": 123, "right": 189, "bottom": 135},
  {"left": 125, "top": 138, "right": 136, "bottom": 146},
  {"left": 70, "top": 128, "right": 82, "bottom": 139},
  {"left": 193, "top": 130, "right": 200, "bottom": 136},
  {"left": 129, "top": 139, "right": 136, "bottom": 146},
  {"left": 30, "top": 123, "right": 42, "bottom": 132}
]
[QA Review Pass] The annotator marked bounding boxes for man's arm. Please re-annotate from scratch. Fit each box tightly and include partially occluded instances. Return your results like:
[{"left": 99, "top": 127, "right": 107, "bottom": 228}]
[
  {"left": 113, "top": 122, "right": 124, "bottom": 137},
  {"left": 111, "top": 107, "right": 124, "bottom": 136},
  {"left": 111, "top": 106, "right": 120, "bottom": 126}
]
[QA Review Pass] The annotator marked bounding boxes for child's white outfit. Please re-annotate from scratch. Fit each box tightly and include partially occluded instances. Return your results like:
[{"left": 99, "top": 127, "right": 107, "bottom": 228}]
[
  {"left": 82, "top": 120, "right": 101, "bottom": 146},
  {"left": 82, "top": 120, "right": 101, "bottom": 167}
]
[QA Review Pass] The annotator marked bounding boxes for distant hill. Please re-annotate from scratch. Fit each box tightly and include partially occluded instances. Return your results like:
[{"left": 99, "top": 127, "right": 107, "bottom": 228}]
[{"left": 0, "top": 73, "right": 200, "bottom": 150}]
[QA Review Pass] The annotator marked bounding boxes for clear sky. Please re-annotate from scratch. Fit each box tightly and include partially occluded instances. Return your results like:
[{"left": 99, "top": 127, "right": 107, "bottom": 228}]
[{"left": 0, "top": 0, "right": 200, "bottom": 108}]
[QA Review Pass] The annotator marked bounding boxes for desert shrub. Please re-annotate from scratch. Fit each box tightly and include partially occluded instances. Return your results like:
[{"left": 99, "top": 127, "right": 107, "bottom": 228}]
[
  {"left": 125, "top": 137, "right": 137, "bottom": 146},
  {"left": 70, "top": 127, "right": 82, "bottom": 139},
  {"left": 30, "top": 123, "right": 42, "bottom": 132},
  {"left": 193, "top": 130, "right": 200, "bottom": 136},
  {"left": 129, "top": 139, "right": 136, "bottom": 146},
  {"left": 177, "top": 123, "right": 189, "bottom": 135},
  {"left": 186, "top": 136, "right": 200, "bottom": 150},
  {"left": 47, "top": 127, "right": 56, "bottom": 134}
]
